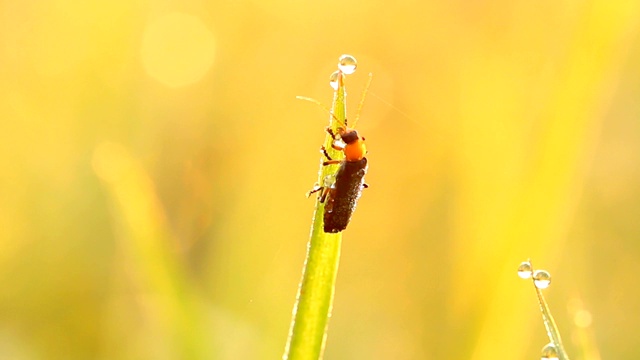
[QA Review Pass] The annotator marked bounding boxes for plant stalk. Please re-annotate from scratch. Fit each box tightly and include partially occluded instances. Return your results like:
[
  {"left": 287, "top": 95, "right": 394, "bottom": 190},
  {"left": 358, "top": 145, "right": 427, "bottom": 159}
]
[{"left": 283, "top": 72, "right": 347, "bottom": 360}]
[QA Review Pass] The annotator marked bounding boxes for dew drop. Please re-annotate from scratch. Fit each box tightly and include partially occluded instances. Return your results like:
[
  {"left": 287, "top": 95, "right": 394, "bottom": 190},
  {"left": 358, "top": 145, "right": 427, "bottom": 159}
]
[
  {"left": 540, "top": 343, "right": 559, "bottom": 360},
  {"left": 338, "top": 54, "right": 357, "bottom": 74},
  {"left": 533, "top": 270, "right": 552, "bottom": 289},
  {"left": 517, "top": 261, "right": 533, "bottom": 279},
  {"left": 322, "top": 175, "right": 336, "bottom": 188},
  {"left": 329, "top": 70, "right": 341, "bottom": 90}
]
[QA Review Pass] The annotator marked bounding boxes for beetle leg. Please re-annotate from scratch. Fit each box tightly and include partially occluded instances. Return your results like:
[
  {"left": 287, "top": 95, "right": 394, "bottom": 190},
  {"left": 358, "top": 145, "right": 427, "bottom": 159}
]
[
  {"left": 322, "top": 160, "right": 342, "bottom": 166},
  {"left": 325, "top": 127, "right": 337, "bottom": 138},
  {"left": 319, "top": 186, "right": 332, "bottom": 203},
  {"left": 306, "top": 184, "right": 323, "bottom": 198},
  {"left": 320, "top": 146, "right": 333, "bottom": 161},
  {"left": 325, "top": 127, "right": 345, "bottom": 151}
]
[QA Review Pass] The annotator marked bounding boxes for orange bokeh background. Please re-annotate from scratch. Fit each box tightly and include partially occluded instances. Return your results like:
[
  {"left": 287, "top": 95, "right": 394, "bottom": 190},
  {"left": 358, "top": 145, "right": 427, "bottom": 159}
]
[{"left": 1, "top": 0, "right": 639, "bottom": 358}]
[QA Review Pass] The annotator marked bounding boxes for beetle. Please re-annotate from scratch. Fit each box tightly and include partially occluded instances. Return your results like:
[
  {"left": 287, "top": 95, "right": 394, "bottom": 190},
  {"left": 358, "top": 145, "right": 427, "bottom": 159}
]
[
  {"left": 309, "top": 125, "right": 369, "bottom": 233},
  {"left": 304, "top": 73, "right": 371, "bottom": 233}
]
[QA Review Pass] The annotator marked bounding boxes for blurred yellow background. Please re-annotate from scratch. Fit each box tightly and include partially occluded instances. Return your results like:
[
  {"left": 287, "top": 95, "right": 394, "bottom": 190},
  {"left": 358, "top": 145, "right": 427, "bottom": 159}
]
[{"left": 1, "top": 0, "right": 639, "bottom": 359}]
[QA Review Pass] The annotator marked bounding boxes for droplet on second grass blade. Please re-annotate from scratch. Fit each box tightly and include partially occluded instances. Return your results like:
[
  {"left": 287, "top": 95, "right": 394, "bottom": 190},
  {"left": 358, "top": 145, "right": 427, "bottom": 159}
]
[
  {"left": 533, "top": 270, "right": 552, "bottom": 289},
  {"left": 540, "top": 343, "right": 559, "bottom": 360},
  {"left": 517, "top": 261, "right": 533, "bottom": 279},
  {"left": 329, "top": 70, "right": 340, "bottom": 90},
  {"left": 338, "top": 54, "right": 357, "bottom": 74}
]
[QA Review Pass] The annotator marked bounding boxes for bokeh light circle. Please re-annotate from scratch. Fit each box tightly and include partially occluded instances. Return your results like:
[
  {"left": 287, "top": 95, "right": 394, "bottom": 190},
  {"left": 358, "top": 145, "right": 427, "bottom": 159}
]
[{"left": 141, "top": 12, "right": 216, "bottom": 87}]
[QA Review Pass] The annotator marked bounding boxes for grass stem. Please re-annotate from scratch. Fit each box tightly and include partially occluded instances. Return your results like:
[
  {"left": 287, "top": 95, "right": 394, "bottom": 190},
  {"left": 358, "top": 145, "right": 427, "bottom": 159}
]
[{"left": 283, "top": 72, "right": 347, "bottom": 360}]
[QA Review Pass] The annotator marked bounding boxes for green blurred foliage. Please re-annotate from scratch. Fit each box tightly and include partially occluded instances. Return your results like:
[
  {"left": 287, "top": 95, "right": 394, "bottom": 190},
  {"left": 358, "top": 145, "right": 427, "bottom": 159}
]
[{"left": 0, "top": 0, "right": 639, "bottom": 359}]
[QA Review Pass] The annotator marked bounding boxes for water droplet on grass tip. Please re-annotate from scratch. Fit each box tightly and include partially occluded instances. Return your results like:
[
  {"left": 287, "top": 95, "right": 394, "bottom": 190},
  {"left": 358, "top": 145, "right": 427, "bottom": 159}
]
[
  {"left": 338, "top": 54, "right": 357, "bottom": 74},
  {"left": 540, "top": 343, "right": 559, "bottom": 360},
  {"left": 517, "top": 261, "right": 533, "bottom": 279},
  {"left": 533, "top": 270, "right": 551, "bottom": 289},
  {"left": 329, "top": 70, "right": 340, "bottom": 90}
]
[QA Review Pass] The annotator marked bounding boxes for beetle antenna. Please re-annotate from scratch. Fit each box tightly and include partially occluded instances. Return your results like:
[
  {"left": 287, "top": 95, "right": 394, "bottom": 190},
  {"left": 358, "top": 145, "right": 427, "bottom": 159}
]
[
  {"left": 296, "top": 96, "right": 346, "bottom": 127},
  {"left": 351, "top": 72, "right": 373, "bottom": 129},
  {"left": 368, "top": 91, "right": 427, "bottom": 131}
]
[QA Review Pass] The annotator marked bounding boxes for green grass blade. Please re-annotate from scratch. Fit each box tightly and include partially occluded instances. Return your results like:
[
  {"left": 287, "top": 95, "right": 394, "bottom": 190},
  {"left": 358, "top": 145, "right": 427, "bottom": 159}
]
[
  {"left": 535, "top": 285, "right": 570, "bottom": 360},
  {"left": 283, "top": 73, "right": 347, "bottom": 360},
  {"left": 523, "top": 260, "right": 570, "bottom": 360}
]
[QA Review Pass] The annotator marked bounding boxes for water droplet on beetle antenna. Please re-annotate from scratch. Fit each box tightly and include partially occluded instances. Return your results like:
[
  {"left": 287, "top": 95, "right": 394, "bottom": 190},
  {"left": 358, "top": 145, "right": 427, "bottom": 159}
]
[
  {"left": 329, "top": 70, "right": 341, "bottom": 90},
  {"left": 338, "top": 54, "right": 357, "bottom": 74},
  {"left": 517, "top": 261, "right": 533, "bottom": 279},
  {"left": 533, "top": 270, "right": 552, "bottom": 289},
  {"left": 540, "top": 343, "right": 559, "bottom": 360}
]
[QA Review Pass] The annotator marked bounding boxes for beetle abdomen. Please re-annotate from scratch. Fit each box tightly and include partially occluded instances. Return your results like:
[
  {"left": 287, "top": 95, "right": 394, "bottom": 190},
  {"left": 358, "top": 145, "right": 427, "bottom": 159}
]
[{"left": 323, "top": 158, "right": 368, "bottom": 233}]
